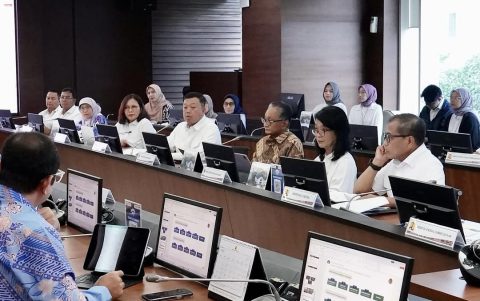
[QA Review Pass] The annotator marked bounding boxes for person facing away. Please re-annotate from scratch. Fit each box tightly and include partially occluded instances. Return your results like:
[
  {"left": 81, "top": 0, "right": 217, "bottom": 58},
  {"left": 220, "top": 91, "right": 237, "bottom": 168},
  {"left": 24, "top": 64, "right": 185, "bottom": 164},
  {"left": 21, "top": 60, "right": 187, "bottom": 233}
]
[
  {"left": 312, "top": 81, "right": 348, "bottom": 116},
  {"left": 442, "top": 87, "right": 480, "bottom": 150},
  {"left": 77, "top": 97, "right": 108, "bottom": 135},
  {"left": 354, "top": 113, "right": 445, "bottom": 207},
  {"left": 252, "top": 101, "right": 304, "bottom": 164},
  {"left": 167, "top": 91, "right": 221, "bottom": 160},
  {"left": 419, "top": 84, "right": 451, "bottom": 131},
  {"left": 314, "top": 106, "right": 357, "bottom": 193},
  {"left": 39, "top": 90, "right": 61, "bottom": 135},
  {"left": 49, "top": 87, "right": 81, "bottom": 136},
  {"left": 348, "top": 84, "right": 383, "bottom": 144},
  {"left": 115, "top": 93, "right": 156, "bottom": 149},
  {"left": 0, "top": 132, "right": 124, "bottom": 300},
  {"left": 145, "top": 84, "right": 174, "bottom": 123}
]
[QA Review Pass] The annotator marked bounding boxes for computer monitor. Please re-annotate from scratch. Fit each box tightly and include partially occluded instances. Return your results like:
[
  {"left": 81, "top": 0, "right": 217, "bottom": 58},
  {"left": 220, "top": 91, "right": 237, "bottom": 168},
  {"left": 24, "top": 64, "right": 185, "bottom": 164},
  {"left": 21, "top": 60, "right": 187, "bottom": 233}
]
[
  {"left": 155, "top": 193, "right": 222, "bottom": 279},
  {"left": 216, "top": 113, "right": 247, "bottom": 135},
  {"left": 349, "top": 124, "right": 378, "bottom": 151},
  {"left": 298, "top": 231, "right": 414, "bottom": 301},
  {"left": 280, "top": 93, "right": 305, "bottom": 119},
  {"left": 142, "top": 132, "right": 175, "bottom": 166},
  {"left": 66, "top": 169, "right": 103, "bottom": 233},
  {"left": 27, "top": 113, "right": 44, "bottom": 133},
  {"left": 96, "top": 124, "right": 123, "bottom": 153},
  {"left": 280, "top": 156, "right": 331, "bottom": 206},
  {"left": 203, "top": 142, "right": 241, "bottom": 183},
  {"left": 427, "top": 130, "right": 473, "bottom": 159},
  {"left": 168, "top": 108, "right": 184, "bottom": 126},
  {"left": 58, "top": 118, "right": 82, "bottom": 143},
  {"left": 389, "top": 175, "right": 465, "bottom": 241},
  {"left": 289, "top": 118, "right": 305, "bottom": 142},
  {"left": 0, "top": 109, "right": 15, "bottom": 129}
]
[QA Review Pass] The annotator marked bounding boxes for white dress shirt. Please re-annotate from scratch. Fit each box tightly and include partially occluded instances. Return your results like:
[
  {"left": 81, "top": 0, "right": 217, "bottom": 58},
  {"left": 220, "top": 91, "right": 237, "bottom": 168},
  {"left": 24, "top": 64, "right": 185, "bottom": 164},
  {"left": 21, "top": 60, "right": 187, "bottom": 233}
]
[
  {"left": 312, "top": 102, "right": 348, "bottom": 116},
  {"left": 39, "top": 106, "right": 61, "bottom": 130},
  {"left": 167, "top": 115, "right": 221, "bottom": 159},
  {"left": 448, "top": 114, "right": 463, "bottom": 133},
  {"left": 348, "top": 103, "right": 383, "bottom": 144},
  {"left": 429, "top": 99, "right": 445, "bottom": 121},
  {"left": 115, "top": 118, "right": 156, "bottom": 149},
  {"left": 50, "top": 106, "right": 81, "bottom": 136},
  {"left": 315, "top": 152, "right": 357, "bottom": 193},
  {"left": 372, "top": 144, "right": 445, "bottom": 197}
]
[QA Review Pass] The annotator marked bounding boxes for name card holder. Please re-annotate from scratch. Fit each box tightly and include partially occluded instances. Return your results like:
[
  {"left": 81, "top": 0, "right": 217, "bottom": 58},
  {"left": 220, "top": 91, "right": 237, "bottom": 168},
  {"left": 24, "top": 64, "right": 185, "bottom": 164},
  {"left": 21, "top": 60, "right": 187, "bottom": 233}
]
[
  {"left": 405, "top": 217, "right": 464, "bottom": 249},
  {"left": 281, "top": 186, "right": 323, "bottom": 209},
  {"left": 54, "top": 132, "right": 71, "bottom": 143},
  {"left": 91, "top": 141, "right": 111, "bottom": 154},
  {"left": 136, "top": 152, "right": 160, "bottom": 166},
  {"left": 445, "top": 151, "right": 480, "bottom": 166},
  {"left": 270, "top": 164, "right": 284, "bottom": 194},
  {"left": 101, "top": 188, "right": 116, "bottom": 205},
  {"left": 246, "top": 161, "right": 271, "bottom": 190},
  {"left": 18, "top": 125, "right": 34, "bottom": 132},
  {"left": 201, "top": 166, "right": 232, "bottom": 184}
]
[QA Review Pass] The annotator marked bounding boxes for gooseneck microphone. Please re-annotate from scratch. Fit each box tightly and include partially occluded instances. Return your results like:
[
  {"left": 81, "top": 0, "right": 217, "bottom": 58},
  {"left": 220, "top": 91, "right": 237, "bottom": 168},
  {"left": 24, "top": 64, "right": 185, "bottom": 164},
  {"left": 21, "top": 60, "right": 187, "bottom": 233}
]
[
  {"left": 222, "top": 136, "right": 242, "bottom": 145},
  {"left": 345, "top": 188, "right": 392, "bottom": 210},
  {"left": 145, "top": 275, "right": 281, "bottom": 301},
  {"left": 60, "top": 233, "right": 93, "bottom": 239},
  {"left": 250, "top": 127, "right": 265, "bottom": 136}
]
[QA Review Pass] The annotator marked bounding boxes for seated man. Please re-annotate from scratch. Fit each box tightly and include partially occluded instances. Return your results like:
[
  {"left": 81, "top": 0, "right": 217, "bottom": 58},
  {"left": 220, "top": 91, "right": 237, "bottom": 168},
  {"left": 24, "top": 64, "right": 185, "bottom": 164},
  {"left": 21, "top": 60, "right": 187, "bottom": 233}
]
[
  {"left": 50, "top": 87, "right": 81, "bottom": 136},
  {"left": 354, "top": 113, "right": 445, "bottom": 206},
  {"left": 167, "top": 92, "right": 221, "bottom": 160},
  {"left": 419, "top": 84, "right": 451, "bottom": 131},
  {"left": 0, "top": 132, "right": 124, "bottom": 300},
  {"left": 39, "top": 90, "right": 61, "bottom": 135},
  {"left": 253, "top": 101, "right": 304, "bottom": 164}
]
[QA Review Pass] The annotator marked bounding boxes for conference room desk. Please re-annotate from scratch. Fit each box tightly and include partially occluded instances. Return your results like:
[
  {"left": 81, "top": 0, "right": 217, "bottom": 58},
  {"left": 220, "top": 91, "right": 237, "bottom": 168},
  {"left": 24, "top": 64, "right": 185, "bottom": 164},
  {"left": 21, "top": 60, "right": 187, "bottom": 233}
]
[
  {"left": 410, "top": 269, "right": 480, "bottom": 301},
  {"left": 0, "top": 128, "right": 459, "bottom": 275}
]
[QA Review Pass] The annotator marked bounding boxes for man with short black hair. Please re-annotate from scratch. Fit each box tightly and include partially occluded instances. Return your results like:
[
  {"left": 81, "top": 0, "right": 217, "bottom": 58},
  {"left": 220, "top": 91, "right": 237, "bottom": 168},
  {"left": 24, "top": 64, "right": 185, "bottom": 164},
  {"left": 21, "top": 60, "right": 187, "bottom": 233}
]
[
  {"left": 39, "top": 90, "right": 61, "bottom": 135},
  {"left": 0, "top": 132, "right": 124, "bottom": 300},
  {"left": 167, "top": 91, "right": 221, "bottom": 160},
  {"left": 50, "top": 87, "right": 81, "bottom": 136},
  {"left": 419, "top": 84, "right": 451, "bottom": 131},
  {"left": 354, "top": 113, "right": 444, "bottom": 206},
  {"left": 252, "top": 101, "right": 304, "bottom": 164}
]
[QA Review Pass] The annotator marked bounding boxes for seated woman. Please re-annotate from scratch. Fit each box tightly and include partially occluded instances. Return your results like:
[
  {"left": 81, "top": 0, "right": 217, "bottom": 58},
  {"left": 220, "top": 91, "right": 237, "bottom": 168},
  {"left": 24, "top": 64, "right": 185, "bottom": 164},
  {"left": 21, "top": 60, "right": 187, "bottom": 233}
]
[
  {"left": 115, "top": 93, "right": 156, "bottom": 149},
  {"left": 223, "top": 93, "right": 246, "bottom": 127},
  {"left": 443, "top": 87, "right": 480, "bottom": 150},
  {"left": 145, "top": 84, "right": 174, "bottom": 123},
  {"left": 348, "top": 84, "right": 383, "bottom": 144},
  {"left": 313, "top": 106, "right": 357, "bottom": 193},
  {"left": 312, "top": 81, "right": 348, "bottom": 115},
  {"left": 204, "top": 94, "right": 218, "bottom": 119},
  {"left": 77, "top": 97, "right": 107, "bottom": 136}
]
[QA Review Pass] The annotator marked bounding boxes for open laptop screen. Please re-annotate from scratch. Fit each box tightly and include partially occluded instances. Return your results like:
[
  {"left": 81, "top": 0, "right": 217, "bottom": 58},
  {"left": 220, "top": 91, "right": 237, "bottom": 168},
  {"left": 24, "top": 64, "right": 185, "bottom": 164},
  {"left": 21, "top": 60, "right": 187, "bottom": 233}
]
[{"left": 299, "top": 231, "right": 413, "bottom": 301}]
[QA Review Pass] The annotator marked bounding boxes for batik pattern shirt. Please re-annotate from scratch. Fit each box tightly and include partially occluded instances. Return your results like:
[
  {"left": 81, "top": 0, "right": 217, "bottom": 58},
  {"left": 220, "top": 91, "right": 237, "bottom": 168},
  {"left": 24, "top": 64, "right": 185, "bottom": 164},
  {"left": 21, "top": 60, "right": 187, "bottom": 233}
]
[{"left": 252, "top": 131, "right": 304, "bottom": 164}]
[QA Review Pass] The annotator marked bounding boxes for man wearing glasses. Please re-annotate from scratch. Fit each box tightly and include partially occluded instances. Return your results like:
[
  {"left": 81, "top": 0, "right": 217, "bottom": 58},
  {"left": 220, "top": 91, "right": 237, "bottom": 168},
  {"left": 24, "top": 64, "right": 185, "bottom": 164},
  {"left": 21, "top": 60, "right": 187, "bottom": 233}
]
[
  {"left": 419, "top": 84, "right": 451, "bottom": 131},
  {"left": 354, "top": 113, "right": 444, "bottom": 207},
  {"left": 0, "top": 132, "right": 124, "bottom": 300},
  {"left": 252, "top": 101, "right": 304, "bottom": 164},
  {"left": 50, "top": 87, "right": 81, "bottom": 136}
]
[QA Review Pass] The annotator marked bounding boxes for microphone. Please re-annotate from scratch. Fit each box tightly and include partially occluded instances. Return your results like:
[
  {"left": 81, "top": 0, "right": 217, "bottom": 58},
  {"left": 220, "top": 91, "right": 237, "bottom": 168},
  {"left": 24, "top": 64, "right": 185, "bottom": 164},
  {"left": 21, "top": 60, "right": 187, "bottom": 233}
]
[
  {"left": 156, "top": 124, "right": 170, "bottom": 133},
  {"left": 345, "top": 188, "right": 392, "bottom": 210},
  {"left": 222, "top": 136, "right": 241, "bottom": 145},
  {"left": 106, "top": 113, "right": 114, "bottom": 121},
  {"left": 60, "top": 233, "right": 93, "bottom": 239},
  {"left": 250, "top": 127, "right": 265, "bottom": 136},
  {"left": 145, "top": 275, "right": 281, "bottom": 301}
]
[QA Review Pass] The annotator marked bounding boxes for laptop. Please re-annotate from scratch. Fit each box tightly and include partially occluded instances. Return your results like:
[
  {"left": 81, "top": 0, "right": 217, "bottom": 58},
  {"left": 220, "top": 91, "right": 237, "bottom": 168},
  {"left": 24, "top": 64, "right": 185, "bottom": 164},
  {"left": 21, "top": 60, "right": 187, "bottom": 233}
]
[
  {"left": 298, "top": 231, "right": 414, "bottom": 301},
  {"left": 75, "top": 224, "right": 150, "bottom": 289}
]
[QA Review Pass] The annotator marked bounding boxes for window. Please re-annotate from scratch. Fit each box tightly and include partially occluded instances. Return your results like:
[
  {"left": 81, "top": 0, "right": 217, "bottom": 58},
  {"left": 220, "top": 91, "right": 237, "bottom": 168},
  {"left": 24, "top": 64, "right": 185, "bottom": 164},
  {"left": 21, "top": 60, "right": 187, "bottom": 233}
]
[{"left": 0, "top": 0, "right": 18, "bottom": 113}]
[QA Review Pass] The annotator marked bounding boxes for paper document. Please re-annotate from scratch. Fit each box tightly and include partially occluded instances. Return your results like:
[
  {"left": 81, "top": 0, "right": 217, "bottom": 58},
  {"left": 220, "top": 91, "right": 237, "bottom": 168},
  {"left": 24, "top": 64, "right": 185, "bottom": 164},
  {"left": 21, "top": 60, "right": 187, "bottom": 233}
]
[
  {"left": 463, "top": 220, "right": 480, "bottom": 245},
  {"left": 122, "top": 147, "right": 147, "bottom": 156},
  {"left": 332, "top": 196, "right": 389, "bottom": 213}
]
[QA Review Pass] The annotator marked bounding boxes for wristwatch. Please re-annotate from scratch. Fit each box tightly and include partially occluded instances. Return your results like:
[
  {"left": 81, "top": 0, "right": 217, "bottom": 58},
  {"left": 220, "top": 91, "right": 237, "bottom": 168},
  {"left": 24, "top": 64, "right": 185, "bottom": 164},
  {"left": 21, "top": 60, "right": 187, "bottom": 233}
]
[{"left": 368, "top": 159, "right": 382, "bottom": 171}]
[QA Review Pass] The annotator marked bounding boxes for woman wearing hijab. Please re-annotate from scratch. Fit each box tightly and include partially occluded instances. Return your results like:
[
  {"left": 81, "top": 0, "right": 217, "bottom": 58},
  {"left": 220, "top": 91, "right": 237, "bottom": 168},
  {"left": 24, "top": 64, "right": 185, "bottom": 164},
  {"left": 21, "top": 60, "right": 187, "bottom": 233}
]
[
  {"left": 145, "top": 84, "right": 174, "bottom": 123},
  {"left": 204, "top": 94, "right": 218, "bottom": 119},
  {"left": 77, "top": 97, "right": 107, "bottom": 136},
  {"left": 443, "top": 87, "right": 480, "bottom": 150},
  {"left": 223, "top": 93, "right": 246, "bottom": 126},
  {"left": 312, "top": 81, "right": 348, "bottom": 115},
  {"left": 348, "top": 84, "right": 383, "bottom": 144}
]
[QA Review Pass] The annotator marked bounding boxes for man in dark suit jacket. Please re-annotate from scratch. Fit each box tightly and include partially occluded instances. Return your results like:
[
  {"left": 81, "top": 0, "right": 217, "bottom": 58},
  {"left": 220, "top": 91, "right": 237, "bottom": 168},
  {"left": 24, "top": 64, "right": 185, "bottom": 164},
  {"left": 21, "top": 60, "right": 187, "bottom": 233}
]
[{"left": 419, "top": 84, "right": 452, "bottom": 131}]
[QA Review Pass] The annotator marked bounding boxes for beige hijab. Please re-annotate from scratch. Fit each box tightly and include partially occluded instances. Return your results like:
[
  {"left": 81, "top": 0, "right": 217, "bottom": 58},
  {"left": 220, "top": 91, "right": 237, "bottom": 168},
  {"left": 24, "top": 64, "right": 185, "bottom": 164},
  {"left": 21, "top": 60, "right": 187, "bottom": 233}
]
[{"left": 145, "top": 84, "right": 173, "bottom": 122}]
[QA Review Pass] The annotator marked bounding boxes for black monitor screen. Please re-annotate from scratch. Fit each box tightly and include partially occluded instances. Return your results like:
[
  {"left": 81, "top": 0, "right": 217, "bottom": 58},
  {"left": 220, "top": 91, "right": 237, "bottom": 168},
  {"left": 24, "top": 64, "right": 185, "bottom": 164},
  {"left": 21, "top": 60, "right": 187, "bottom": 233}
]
[
  {"left": 96, "top": 124, "right": 123, "bottom": 153},
  {"left": 168, "top": 108, "right": 184, "bottom": 126},
  {"left": 349, "top": 124, "right": 378, "bottom": 151},
  {"left": 66, "top": 169, "right": 103, "bottom": 233},
  {"left": 203, "top": 142, "right": 240, "bottom": 183},
  {"left": 216, "top": 113, "right": 247, "bottom": 135},
  {"left": 58, "top": 118, "right": 82, "bottom": 144},
  {"left": 27, "top": 113, "right": 44, "bottom": 133},
  {"left": 427, "top": 130, "right": 473, "bottom": 159},
  {"left": 280, "top": 93, "right": 305, "bottom": 119},
  {"left": 155, "top": 193, "right": 222, "bottom": 279},
  {"left": 289, "top": 119, "right": 305, "bottom": 142},
  {"left": 280, "top": 156, "right": 331, "bottom": 206},
  {"left": 298, "top": 231, "right": 414, "bottom": 301},
  {"left": 389, "top": 175, "right": 464, "bottom": 240},
  {"left": 142, "top": 132, "right": 175, "bottom": 166},
  {"left": 0, "top": 109, "right": 14, "bottom": 129}
]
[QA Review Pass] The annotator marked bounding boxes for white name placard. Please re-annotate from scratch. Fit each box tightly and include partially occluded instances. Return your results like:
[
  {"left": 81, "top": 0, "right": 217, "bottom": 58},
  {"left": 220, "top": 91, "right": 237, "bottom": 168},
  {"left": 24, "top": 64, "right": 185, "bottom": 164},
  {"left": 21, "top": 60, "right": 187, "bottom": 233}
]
[
  {"left": 91, "top": 141, "right": 111, "bottom": 153},
  {"left": 136, "top": 152, "right": 160, "bottom": 166},
  {"left": 54, "top": 132, "right": 70, "bottom": 143},
  {"left": 281, "top": 186, "right": 323, "bottom": 209},
  {"left": 405, "top": 217, "right": 464, "bottom": 249},
  {"left": 201, "top": 167, "right": 232, "bottom": 184}
]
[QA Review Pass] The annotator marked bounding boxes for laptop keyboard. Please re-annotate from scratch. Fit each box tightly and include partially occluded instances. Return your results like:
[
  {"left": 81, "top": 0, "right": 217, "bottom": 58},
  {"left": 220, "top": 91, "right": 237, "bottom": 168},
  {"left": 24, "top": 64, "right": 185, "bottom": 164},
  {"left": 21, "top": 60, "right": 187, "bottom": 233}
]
[{"left": 76, "top": 273, "right": 143, "bottom": 289}]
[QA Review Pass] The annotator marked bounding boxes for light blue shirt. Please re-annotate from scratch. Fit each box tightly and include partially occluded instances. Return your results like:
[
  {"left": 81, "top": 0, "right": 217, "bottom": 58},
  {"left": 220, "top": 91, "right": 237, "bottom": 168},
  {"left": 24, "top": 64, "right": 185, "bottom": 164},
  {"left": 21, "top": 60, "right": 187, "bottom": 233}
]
[{"left": 0, "top": 184, "right": 111, "bottom": 300}]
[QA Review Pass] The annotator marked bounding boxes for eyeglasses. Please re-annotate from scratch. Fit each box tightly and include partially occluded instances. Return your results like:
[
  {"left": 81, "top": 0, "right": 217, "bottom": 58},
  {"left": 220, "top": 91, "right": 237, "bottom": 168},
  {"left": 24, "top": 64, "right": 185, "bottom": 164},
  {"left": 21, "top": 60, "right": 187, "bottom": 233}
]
[
  {"left": 312, "top": 128, "right": 332, "bottom": 136},
  {"left": 50, "top": 169, "right": 65, "bottom": 185},
  {"left": 383, "top": 133, "right": 409, "bottom": 144},
  {"left": 223, "top": 102, "right": 235, "bottom": 107},
  {"left": 261, "top": 118, "right": 284, "bottom": 126},
  {"left": 124, "top": 105, "right": 140, "bottom": 111}
]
